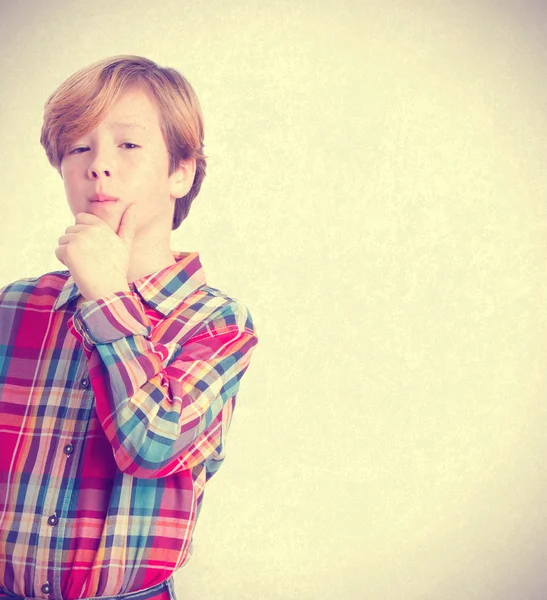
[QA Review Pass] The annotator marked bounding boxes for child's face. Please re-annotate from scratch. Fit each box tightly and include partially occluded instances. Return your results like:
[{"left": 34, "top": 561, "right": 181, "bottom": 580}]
[{"left": 59, "top": 86, "right": 193, "bottom": 238}]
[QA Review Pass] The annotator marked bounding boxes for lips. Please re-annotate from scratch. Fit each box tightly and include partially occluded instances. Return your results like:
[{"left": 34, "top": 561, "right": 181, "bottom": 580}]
[{"left": 89, "top": 193, "right": 118, "bottom": 202}]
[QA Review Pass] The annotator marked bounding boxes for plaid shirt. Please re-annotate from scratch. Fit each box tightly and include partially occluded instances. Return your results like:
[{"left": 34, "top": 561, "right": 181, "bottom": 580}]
[{"left": 0, "top": 251, "right": 258, "bottom": 600}]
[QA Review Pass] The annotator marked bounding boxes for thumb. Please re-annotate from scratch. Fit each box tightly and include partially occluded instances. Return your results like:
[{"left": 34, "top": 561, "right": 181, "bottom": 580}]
[{"left": 117, "top": 203, "right": 137, "bottom": 244}]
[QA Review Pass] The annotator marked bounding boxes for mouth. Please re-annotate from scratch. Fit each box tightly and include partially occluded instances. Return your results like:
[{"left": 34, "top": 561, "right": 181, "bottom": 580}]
[{"left": 89, "top": 193, "right": 118, "bottom": 202}]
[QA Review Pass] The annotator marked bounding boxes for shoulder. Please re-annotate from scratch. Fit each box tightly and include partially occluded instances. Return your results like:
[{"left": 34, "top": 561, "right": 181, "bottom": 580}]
[{"left": 0, "top": 269, "right": 69, "bottom": 307}]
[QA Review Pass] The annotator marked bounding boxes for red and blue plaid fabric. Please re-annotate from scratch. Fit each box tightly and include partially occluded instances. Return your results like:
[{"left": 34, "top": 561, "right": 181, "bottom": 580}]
[{"left": 0, "top": 251, "right": 258, "bottom": 600}]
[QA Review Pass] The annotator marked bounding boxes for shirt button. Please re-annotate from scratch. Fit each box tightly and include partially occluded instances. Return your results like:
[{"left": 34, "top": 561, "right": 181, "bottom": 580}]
[
  {"left": 64, "top": 443, "right": 74, "bottom": 455},
  {"left": 47, "top": 513, "right": 59, "bottom": 526},
  {"left": 81, "top": 378, "right": 89, "bottom": 388},
  {"left": 41, "top": 583, "right": 52, "bottom": 594}
]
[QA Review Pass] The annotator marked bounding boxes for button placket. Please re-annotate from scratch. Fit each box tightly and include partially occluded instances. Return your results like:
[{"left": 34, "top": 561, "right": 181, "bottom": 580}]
[{"left": 46, "top": 370, "right": 92, "bottom": 599}]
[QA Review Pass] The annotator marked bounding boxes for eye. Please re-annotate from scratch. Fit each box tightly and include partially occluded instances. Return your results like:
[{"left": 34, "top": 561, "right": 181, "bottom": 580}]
[{"left": 67, "top": 143, "right": 139, "bottom": 155}]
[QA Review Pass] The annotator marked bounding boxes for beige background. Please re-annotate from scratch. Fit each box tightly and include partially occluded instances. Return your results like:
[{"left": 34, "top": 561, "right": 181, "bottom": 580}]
[{"left": 1, "top": 1, "right": 547, "bottom": 598}]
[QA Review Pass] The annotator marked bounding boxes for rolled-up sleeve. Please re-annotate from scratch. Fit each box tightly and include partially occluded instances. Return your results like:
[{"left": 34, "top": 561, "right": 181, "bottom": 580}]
[{"left": 68, "top": 291, "right": 258, "bottom": 478}]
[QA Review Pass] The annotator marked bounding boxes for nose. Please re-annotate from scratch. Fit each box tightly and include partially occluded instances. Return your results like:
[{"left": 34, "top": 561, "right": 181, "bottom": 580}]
[
  {"left": 87, "top": 151, "right": 113, "bottom": 179},
  {"left": 90, "top": 168, "right": 110, "bottom": 178}
]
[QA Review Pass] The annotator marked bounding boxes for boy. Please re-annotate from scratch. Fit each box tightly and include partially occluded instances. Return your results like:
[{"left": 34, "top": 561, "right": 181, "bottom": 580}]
[{"left": 0, "top": 55, "right": 258, "bottom": 600}]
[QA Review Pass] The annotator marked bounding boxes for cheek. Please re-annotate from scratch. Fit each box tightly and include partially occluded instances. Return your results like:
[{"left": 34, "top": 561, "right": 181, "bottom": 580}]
[
  {"left": 60, "top": 169, "right": 82, "bottom": 209},
  {"left": 60, "top": 165, "right": 76, "bottom": 188}
]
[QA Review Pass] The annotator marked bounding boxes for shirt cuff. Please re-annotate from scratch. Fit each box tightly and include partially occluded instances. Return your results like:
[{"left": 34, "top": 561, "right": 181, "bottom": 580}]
[{"left": 68, "top": 291, "right": 153, "bottom": 348}]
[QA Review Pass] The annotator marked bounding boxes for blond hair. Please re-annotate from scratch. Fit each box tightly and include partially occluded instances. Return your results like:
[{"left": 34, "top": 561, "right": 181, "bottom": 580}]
[{"left": 40, "top": 55, "right": 207, "bottom": 230}]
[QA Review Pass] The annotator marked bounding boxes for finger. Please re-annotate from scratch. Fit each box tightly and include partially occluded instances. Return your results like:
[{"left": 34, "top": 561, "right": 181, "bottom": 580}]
[
  {"left": 75, "top": 212, "right": 103, "bottom": 224},
  {"left": 55, "top": 246, "right": 66, "bottom": 267},
  {"left": 64, "top": 225, "right": 87, "bottom": 235},
  {"left": 58, "top": 234, "right": 78, "bottom": 245}
]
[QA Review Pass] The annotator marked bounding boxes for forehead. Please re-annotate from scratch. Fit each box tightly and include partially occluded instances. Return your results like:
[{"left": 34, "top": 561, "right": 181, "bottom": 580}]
[{"left": 101, "top": 87, "right": 162, "bottom": 130}]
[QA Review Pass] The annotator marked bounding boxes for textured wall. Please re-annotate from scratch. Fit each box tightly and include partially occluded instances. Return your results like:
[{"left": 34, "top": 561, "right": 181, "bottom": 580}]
[{"left": 1, "top": 1, "right": 547, "bottom": 598}]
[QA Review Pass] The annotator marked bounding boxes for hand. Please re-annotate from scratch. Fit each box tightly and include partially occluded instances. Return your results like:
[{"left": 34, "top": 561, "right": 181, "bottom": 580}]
[{"left": 55, "top": 204, "right": 137, "bottom": 302}]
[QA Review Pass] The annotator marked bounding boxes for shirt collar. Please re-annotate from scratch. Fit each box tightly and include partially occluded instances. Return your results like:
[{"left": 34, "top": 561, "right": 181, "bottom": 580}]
[{"left": 54, "top": 251, "right": 207, "bottom": 317}]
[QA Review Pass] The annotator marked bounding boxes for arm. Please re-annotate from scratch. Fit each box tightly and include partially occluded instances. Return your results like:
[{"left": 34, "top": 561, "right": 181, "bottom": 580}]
[{"left": 67, "top": 291, "right": 258, "bottom": 479}]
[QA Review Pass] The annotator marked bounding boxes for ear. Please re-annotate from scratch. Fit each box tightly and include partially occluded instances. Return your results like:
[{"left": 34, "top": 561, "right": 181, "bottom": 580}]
[{"left": 170, "top": 157, "right": 196, "bottom": 199}]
